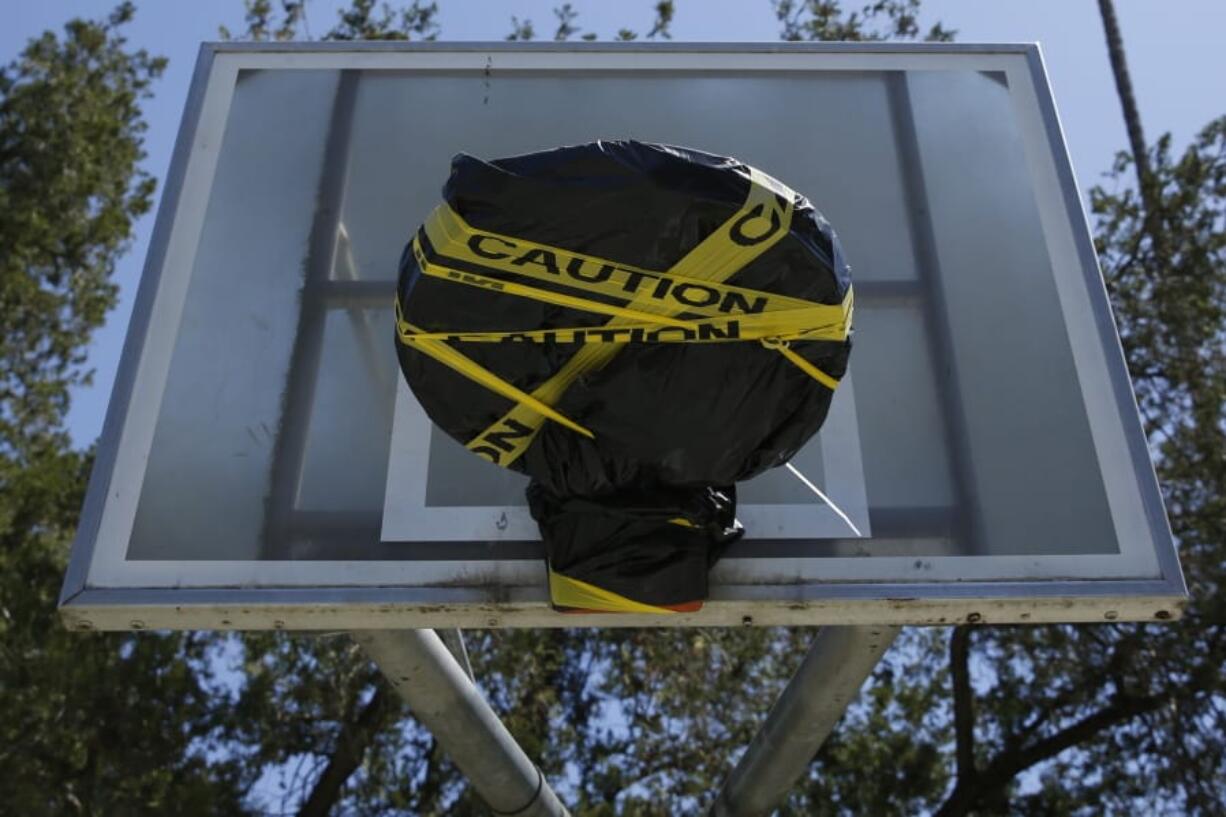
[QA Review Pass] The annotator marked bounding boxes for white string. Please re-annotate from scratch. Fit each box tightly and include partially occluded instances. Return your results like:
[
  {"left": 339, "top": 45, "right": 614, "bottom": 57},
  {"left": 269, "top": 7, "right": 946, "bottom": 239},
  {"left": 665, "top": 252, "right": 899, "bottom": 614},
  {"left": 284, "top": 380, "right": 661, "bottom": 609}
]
[{"left": 785, "top": 462, "right": 863, "bottom": 537}]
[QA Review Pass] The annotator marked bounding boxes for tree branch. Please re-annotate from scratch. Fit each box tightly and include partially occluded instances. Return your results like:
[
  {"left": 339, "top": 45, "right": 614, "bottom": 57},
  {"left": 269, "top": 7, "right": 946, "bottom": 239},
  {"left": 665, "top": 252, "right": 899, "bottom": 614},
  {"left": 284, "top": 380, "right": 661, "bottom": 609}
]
[
  {"left": 987, "top": 693, "right": 1164, "bottom": 784},
  {"left": 936, "top": 692, "right": 1167, "bottom": 816},
  {"left": 297, "top": 684, "right": 394, "bottom": 817},
  {"left": 950, "top": 626, "right": 975, "bottom": 784}
]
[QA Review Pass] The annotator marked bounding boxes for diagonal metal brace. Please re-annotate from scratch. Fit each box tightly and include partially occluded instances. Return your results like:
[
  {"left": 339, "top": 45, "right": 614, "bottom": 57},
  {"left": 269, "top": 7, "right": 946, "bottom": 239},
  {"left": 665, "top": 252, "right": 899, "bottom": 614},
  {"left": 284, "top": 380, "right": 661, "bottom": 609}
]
[
  {"left": 710, "top": 625, "right": 900, "bottom": 816},
  {"left": 356, "top": 629, "right": 569, "bottom": 817}
]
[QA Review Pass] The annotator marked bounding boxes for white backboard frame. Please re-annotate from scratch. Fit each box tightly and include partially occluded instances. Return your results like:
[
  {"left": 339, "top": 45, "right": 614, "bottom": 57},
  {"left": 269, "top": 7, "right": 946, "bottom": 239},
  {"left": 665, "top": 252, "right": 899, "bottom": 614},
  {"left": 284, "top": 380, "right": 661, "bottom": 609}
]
[{"left": 59, "top": 42, "right": 1186, "bottom": 632}]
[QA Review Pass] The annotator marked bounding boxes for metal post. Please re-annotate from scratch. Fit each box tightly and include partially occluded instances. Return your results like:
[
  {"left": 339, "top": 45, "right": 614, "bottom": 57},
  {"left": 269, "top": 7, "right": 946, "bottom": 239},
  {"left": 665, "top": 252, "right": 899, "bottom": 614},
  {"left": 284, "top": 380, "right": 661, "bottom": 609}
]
[
  {"left": 709, "top": 625, "right": 900, "bottom": 817},
  {"left": 355, "top": 629, "right": 570, "bottom": 817},
  {"left": 263, "top": 69, "right": 360, "bottom": 560},
  {"left": 437, "top": 628, "right": 475, "bottom": 682}
]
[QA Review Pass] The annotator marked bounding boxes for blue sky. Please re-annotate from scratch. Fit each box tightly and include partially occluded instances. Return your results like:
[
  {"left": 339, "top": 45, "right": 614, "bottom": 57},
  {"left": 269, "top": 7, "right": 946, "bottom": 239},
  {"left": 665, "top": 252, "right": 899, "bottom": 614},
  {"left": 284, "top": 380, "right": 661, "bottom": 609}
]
[{"left": 4, "top": 0, "right": 1225, "bottom": 447}]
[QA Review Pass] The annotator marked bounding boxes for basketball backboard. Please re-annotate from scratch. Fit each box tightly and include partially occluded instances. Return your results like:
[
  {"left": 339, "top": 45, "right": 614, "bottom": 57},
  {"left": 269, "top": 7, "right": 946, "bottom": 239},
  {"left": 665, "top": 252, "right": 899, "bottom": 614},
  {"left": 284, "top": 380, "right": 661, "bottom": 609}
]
[{"left": 59, "top": 42, "right": 1185, "bottom": 631}]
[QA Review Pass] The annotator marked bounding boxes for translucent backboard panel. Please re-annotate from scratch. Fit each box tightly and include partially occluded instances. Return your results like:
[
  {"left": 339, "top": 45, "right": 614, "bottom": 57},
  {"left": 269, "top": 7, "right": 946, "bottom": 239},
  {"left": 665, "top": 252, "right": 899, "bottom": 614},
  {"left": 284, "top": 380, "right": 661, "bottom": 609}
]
[
  {"left": 59, "top": 43, "right": 1185, "bottom": 631},
  {"left": 381, "top": 375, "right": 870, "bottom": 543}
]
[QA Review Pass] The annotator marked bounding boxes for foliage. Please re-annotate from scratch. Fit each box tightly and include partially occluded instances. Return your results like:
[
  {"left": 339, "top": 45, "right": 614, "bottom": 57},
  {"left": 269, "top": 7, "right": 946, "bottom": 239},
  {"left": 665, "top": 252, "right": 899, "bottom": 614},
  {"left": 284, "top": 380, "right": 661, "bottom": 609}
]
[
  {"left": 0, "top": 1, "right": 164, "bottom": 457},
  {"left": 772, "top": 0, "right": 954, "bottom": 42},
  {"left": 0, "top": 7, "right": 257, "bottom": 814},
  {"left": 223, "top": 0, "right": 674, "bottom": 44},
  {"left": 326, "top": 0, "right": 440, "bottom": 41},
  {"left": 220, "top": 0, "right": 440, "bottom": 42},
  {"left": 219, "top": 0, "right": 309, "bottom": 42},
  {"left": 231, "top": 627, "right": 833, "bottom": 815},
  {"left": 226, "top": 627, "right": 958, "bottom": 815},
  {"left": 0, "top": 441, "right": 253, "bottom": 815},
  {"left": 505, "top": 2, "right": 674, "bottom": 43}
]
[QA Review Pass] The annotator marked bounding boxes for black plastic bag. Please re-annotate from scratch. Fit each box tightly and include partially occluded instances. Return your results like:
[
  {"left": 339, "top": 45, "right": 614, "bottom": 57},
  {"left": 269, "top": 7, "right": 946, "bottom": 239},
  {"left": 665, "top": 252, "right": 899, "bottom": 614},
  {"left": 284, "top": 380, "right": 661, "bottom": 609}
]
[{"left": 394, "top": 140, "right": 852, "bottom": 612}]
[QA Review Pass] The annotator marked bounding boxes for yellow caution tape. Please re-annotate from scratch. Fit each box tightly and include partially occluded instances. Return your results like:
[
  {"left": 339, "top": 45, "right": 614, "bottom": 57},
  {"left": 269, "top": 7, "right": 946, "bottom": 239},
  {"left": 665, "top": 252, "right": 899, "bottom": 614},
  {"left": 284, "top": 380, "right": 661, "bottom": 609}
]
[
  {"left": 394, "top": 300, "right": 593, "bottom": 439},
  {"left": 422, "top": 204, "right": 822, "bottom": 318},
  {"left": 395, "top": 166, "right": 849, "bottom": 468},
  {"left": 407, "top": 239, "right": 853, "bottom": 345},
  {"left": 548, "top": 570, "right": 682, "bottom": 614},
  {"left": 409, "top": 239, "right": 695, "bottom": 329}
]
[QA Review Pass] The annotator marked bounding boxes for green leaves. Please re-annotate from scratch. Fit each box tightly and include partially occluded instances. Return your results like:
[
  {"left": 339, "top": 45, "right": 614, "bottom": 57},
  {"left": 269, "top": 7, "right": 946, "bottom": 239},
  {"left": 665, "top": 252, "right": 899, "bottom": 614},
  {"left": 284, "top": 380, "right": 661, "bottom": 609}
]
[
  {"left": 0, "top": 1, "right": 163, "bottom": 458},
  {"left": 0, "top": 8, "right": 256, "bottom": 814},
  {"left": 0, "top": 445, "right": 254, "bottom": 815},
  {"left": 771, "top": 0, "right": 954, "bottom": 42},
  {"left": 223, "top": 0, "right": 675, "bottom": 45},
  {"left": 220, "top": 0, "right": 441, "bottom": 41}
]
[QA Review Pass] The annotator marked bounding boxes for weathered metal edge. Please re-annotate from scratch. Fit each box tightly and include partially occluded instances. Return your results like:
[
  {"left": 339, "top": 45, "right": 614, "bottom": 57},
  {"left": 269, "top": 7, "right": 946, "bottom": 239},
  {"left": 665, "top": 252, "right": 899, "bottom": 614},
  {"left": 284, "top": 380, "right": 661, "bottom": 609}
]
[
  {"left": 202, "top": 41, "right": 1038, "bottom": 55},
  {"left": 1023, "top": 44, "right": 1187, "bottom": 597},
  {"left": 58, "top": 44, "right": 221, "bottom": 610},
  {"left": 61, "top": 580, "right": 1185, "bottom": 632}
]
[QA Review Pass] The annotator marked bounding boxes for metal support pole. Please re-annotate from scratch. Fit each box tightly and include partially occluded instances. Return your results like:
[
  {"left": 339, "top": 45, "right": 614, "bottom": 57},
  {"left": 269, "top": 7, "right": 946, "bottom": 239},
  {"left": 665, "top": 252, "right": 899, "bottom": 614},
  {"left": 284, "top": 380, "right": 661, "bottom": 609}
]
[
  {"left": 437, "top": 628, "right": 475, "bottom": 682},
  {"left": 355, "top": 629, "right": 570, "bottom": 817},
  {"left": 709, "top": 625, "right": 900, "bottom": 817}
]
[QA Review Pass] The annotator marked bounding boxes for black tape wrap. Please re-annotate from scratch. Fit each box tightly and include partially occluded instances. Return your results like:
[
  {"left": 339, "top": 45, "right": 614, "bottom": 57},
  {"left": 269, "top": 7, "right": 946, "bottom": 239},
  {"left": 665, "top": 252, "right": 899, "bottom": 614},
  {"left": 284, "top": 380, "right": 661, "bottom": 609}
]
[{"left": 394, "top": 140, "right": 853, "bottom": 612}]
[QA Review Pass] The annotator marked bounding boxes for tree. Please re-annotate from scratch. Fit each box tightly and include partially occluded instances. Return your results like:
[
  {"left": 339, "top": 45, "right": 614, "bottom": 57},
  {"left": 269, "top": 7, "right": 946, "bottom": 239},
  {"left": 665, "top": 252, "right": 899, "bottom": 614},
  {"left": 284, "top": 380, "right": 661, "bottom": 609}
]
[
  {"left": 0, "top": 3, "right": 159, "bottom": 455},
  {"left": 0, "top": 6, "right": 255, "bottom": 814}
]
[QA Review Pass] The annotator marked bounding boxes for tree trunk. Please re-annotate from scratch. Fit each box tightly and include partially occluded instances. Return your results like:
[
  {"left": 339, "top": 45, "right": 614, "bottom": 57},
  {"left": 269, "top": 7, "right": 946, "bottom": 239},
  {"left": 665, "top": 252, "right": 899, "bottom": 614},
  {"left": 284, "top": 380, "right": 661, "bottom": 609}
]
[
  {"left": 1097, "top": 0, "right": 1152, "bottom": 193},
  {"left": 938, "top": 627, "right": 979, "bottom": 817},
  {"left": 950, "top": 626, "right": 976, "bottom": 784},
  {"left": 1097, "top": 0, "right": 1169, "bottom": 268}
]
